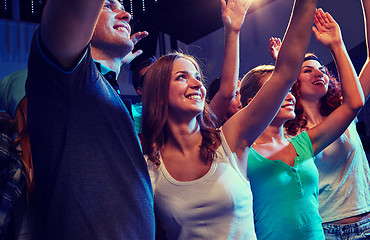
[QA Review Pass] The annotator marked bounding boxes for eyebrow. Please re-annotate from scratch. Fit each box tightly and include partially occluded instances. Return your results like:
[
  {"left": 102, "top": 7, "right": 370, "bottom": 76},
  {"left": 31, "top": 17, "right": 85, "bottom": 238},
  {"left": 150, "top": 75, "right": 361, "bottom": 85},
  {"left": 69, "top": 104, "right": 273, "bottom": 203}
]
[
  {"left": 106, "top": 0, "right": 125, "bottom": 11},
  {"left": 302, "top": 66, "right": 325, "bottom": 70},
  {"left": 175, "top": 71, "right": 200, "bottom": 76}
]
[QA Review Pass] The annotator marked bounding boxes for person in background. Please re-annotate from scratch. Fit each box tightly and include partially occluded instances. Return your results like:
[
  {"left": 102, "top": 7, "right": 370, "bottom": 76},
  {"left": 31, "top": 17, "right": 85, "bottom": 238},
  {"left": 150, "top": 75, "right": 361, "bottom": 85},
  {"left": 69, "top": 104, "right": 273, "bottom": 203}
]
[
  {"left": 141, "top": 0, "right": 318, "bottom": 238},
  {"left": 241, "top": 8, "right": 365, "bottom": 239},
  {"left": 206, "top": 77, "right": 242, "bottom": 125},
  {"left": 0, "top": 69, "right": 32, "bottom": 239},
  {"left": 270, "top": 6, "right": 370, "bottom": 239},
  {"left": 25, "top": 0, "right": 155, "bottom": 239},
  {"left": 132, "top": 57, "right": 156, "bottom": 133}
]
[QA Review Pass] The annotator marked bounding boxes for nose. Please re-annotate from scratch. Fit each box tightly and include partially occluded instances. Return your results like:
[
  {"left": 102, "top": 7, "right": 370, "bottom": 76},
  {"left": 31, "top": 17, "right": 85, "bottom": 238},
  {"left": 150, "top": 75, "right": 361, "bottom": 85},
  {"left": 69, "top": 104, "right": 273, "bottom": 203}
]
[
  {"left": 188, "top": 77, "right": 203, "bottom": 89},
  {"left": 286, "top": 92, "right": 296, "bottom": 103},
  {"left": 117, "top": 9, "right": 132, "bottom": 23},
  {"left": 314, "top": 68, "right": 323, "bottom": 78}
]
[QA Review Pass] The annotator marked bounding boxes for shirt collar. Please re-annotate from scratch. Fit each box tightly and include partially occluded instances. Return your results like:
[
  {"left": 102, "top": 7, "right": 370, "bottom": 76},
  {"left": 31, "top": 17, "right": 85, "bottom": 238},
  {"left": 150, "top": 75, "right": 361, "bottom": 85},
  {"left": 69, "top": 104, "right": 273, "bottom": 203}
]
[
  {"left": 93, "top": 60, "right": 121, "bottom": 94},
  {"left": 94, "top": 60, "right": 114, "bottom": 76}
]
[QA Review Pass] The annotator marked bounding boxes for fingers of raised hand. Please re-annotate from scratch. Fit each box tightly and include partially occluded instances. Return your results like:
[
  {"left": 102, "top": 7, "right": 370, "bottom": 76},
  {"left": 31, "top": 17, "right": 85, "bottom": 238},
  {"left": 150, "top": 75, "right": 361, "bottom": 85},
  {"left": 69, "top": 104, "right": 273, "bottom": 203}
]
[{"left": 130, "top": 31, "right": 149, "bottom": 45}]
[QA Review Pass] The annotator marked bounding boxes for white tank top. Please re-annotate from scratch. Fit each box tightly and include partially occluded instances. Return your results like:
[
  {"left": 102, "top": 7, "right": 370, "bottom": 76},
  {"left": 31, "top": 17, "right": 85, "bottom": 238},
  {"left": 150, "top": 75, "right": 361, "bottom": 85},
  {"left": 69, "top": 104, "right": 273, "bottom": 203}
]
[{"left": 146, "top": 131, "right": 256, "bottom": 240}]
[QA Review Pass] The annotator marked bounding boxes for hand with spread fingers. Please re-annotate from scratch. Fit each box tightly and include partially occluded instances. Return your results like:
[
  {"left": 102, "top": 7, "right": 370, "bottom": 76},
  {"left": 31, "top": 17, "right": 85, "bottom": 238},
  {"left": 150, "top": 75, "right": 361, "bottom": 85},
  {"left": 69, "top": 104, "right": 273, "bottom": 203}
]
[
  {"left": 221, "top": 0, "right": 251, "bottom": 33},
  {"left": 123, "top": 31, "right": 149, "bottom": 64},
  {"left": 312, "top": 8, "right": 342, "bottom": 49},
  {"left": 268, "top": 37, "right": 281, "bottom": 61}
]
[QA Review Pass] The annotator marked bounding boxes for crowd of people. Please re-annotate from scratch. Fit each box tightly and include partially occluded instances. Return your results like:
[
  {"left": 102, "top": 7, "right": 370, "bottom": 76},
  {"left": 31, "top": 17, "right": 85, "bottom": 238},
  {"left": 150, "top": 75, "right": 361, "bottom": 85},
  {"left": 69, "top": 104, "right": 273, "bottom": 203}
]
[{"left": 0, "top": 0, "right": 369, "bottom": 239}]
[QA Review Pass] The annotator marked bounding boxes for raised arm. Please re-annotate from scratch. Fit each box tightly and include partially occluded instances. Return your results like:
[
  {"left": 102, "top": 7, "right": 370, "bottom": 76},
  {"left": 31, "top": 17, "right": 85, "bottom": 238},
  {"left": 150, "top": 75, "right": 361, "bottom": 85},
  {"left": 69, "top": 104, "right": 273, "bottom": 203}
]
[
  {"left": 223, "top": 0, "right": 317, "bottom": 151},
  {"left": 41, "top": 0, "right": 105, "bottom": 68},
  {"left": 208, "top": 0, "right": 250, "bottom": 127},
  {"left": 360, "top": 0, "right": 370, "bottom": 99},
  {"left": 307, "top": 9, "right": 365, "bottom": 155}
]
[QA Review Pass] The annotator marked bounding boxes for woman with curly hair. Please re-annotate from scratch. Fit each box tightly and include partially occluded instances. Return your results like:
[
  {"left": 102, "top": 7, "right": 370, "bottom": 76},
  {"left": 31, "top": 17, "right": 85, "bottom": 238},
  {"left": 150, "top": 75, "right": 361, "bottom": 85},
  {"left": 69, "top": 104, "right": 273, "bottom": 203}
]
[
  {"left": 141, "top": 0, "right": 318, "bottom": 238},
  {"left": 284, "top": 53, "right": 343, "bottom": 135},
  {"left": 270, "top": 7, "right": 370, "bottom": 239},
  {"left": 241, "top": 8, "right": 365, "bottom": 239}
]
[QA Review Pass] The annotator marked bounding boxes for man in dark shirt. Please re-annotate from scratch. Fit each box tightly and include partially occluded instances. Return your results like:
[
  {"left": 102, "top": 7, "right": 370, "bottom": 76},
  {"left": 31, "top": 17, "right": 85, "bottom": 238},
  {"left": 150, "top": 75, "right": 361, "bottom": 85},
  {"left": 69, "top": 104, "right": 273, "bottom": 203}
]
[{"left": 25, "top": 0, "right": 155, "bottom": 239}]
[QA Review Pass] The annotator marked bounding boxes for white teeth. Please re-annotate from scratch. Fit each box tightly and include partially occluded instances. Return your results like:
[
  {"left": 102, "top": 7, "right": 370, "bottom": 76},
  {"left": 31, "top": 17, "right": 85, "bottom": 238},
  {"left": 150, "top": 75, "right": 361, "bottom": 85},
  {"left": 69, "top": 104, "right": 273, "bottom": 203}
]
[
  {"left": 312, "top": 80, "right": 325, "bottom": 85},
  {"left": 116, "top": 27, "right": 125, "bottom": 31},
  {"left": 187, "top": 95, "right": 201, "bottom": 100}
]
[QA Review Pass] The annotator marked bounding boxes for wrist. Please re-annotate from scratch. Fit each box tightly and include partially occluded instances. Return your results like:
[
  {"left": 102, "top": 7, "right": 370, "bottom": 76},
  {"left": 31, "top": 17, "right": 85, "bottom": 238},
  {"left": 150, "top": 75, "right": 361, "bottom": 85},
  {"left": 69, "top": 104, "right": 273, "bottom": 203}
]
[
  {"left": 224, "top": 27, "right": 241, "bottom": 36},
  {"left": 328, "top": 42, "right": 344, "bottom": 53}
]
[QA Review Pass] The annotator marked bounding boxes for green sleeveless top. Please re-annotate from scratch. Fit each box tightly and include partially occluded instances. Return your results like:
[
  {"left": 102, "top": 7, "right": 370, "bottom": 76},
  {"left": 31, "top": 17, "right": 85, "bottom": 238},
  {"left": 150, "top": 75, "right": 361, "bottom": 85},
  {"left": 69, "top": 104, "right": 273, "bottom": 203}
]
[{"left": 248, "top": 131, "right": 324, "bottom": 240}]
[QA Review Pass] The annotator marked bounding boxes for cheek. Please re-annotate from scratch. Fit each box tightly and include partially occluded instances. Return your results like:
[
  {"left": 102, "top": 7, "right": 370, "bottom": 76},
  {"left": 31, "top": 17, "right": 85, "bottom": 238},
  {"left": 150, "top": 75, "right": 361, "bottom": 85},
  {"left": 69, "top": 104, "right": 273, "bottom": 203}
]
[
  {"left": 299, "top": 81, "right": 311, "bottom": 92},
  {"left": 201, "top": 86, "right": 207, "bottom": 99},
  {"left": 325, "top": 76, "right": 330, "bottom": 85},
  {"left": 169, "top": 83, "right": 186, "bottom": 99}
]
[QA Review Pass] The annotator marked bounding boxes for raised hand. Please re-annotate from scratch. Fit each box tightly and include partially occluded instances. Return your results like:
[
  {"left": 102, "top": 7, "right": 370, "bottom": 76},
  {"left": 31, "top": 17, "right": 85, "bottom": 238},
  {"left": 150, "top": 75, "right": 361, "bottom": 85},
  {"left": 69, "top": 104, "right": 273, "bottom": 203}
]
[
  {"left": 268, "top": 37, "right": 281, "bottom": 61},
  {"left": 312, "top": 8, "right": 342, "bottom": 49},
  {"left": 221, "top": 0, "right": 251, "bottom": 33},
  {"left": 122, "top": 31, "right": 149, "bottom": 65}
]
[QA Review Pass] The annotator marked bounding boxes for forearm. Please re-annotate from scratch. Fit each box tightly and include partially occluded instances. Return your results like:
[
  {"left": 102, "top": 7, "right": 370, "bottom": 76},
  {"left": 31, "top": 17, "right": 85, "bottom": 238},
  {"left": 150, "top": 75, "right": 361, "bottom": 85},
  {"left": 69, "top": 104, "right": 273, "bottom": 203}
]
[
  {"left": 41, "top": 0, "right": 104, "bottom": 67},
  {"left": 219, "top": 30, "right": 240, "bottom": 99},
  {"left": 275, "top": 0, "right": 317, "bottom": 81},
  {"left": 331, "top": 43, "right": 364, "bottom": 111}
]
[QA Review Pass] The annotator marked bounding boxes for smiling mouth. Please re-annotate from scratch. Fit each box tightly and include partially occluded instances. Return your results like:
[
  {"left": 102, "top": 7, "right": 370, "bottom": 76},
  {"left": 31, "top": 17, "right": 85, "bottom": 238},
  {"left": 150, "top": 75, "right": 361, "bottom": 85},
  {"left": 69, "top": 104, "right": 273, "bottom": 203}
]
[
  {"left": 282, "top": 103, "right": 295, "bottom": 109},
  {"left": 312, "top": 80, "right": 325, "bottom": 85},
  {"left": 186, "top": 95, "right": 202, "bottom": 100},
  {"left": 114, "top": 26, "right": 129, "bottom": 33}
]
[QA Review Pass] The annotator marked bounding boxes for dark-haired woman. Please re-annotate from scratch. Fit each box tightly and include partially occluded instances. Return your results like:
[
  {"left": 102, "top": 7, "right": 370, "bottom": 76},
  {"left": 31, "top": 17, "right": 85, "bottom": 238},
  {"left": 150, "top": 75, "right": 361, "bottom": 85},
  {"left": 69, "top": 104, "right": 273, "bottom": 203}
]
[
  {"left": 271, "top": 8, "right": 370, "bottom": 239},
  {"left": 243, "top": 9, "right": 365, "bottom": 239}
]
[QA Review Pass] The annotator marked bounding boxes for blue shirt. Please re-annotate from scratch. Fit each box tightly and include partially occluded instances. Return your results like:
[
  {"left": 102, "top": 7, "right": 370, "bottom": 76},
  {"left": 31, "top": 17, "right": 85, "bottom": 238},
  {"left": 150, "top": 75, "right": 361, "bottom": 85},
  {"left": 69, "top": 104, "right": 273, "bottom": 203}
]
[{"left": 26, "top": 29, "right": 155, "bottom": 240}]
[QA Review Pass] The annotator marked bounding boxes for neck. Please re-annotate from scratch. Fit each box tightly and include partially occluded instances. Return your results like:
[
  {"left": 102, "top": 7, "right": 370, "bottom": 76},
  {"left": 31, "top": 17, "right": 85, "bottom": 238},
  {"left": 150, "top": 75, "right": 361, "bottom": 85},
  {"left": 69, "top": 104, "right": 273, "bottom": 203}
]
[
  {"left": 164, "top": 116, "right": 201, "bottom": 154},
  {"left": 91, "top": 47, "right": 125, "bottom": 75},
  {"left": 299, "top": 98, "right": 325, "bottom": 127},
  {"left": 254, "top": 123, "right": 285, "bottom": 145}
]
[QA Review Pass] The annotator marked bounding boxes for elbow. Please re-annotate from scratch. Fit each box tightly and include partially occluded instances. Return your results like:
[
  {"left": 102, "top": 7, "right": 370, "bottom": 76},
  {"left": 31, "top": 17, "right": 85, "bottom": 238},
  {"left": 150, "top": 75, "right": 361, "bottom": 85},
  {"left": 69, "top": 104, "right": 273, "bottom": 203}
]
[{"left": 350, "top": 97, "right": 365, "bottom": 113}]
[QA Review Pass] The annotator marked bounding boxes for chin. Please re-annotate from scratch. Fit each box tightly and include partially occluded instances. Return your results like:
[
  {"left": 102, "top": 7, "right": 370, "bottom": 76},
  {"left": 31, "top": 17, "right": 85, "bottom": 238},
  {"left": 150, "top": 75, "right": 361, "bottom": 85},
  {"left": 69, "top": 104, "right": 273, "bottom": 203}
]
[{"left": 288, "top": 114, "right": 296, "bottom": 120}]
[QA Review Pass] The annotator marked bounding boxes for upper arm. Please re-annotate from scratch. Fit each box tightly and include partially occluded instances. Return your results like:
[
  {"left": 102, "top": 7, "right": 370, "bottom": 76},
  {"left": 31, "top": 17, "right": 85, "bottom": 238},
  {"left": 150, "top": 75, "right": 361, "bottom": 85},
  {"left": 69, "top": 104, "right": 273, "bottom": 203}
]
[
  {"left": 209, "top": 90, "right": 235, "bottom": 127},
  {"left": 40, "top": 0, "right": 105, "bottom": 68},
  {"left": 308, "top": 105, "right": 358, "bottom": 155},
  {"left": 223, "top": 71, "right": 292, "bottom": 150},
  {"left": 360, "top": 0, "right": 370, "bottom": 100},
  {"left": 359, "top": 59, "right": 370, "bottom": 100}
]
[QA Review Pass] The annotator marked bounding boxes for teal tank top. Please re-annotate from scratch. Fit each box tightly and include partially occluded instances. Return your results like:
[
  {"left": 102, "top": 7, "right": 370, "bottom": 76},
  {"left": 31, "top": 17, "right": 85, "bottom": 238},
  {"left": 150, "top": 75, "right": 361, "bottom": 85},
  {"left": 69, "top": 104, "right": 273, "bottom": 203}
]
[{"left": 248, "top": 131, "right": 324, "bottom": 239}]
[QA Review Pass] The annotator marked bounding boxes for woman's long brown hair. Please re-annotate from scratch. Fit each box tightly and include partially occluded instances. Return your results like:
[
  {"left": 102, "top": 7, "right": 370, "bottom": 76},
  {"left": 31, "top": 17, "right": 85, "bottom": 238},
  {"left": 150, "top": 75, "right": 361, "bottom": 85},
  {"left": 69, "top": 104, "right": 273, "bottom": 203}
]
[{"left": 141, "top": 53, "right": 221, "bottom": 167}]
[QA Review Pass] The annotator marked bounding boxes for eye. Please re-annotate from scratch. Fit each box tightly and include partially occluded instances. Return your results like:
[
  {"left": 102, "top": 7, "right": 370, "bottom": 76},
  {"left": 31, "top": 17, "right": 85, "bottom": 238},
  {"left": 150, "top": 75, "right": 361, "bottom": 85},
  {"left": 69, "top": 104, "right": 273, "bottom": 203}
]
[
  {"left": 176, "top": 74, "right": 187, "bottom": 81},
  {"left": 103, "top": 1, "right": 112, "bottom": 10},
  {"left": 304, "top": 69, "right": 312, "bottom": 73},
  {"left": 320, "top": 69, "right": 327, "bottom": 75},
  {"left": 104, "top": 4, "right": 112, "bottom": 9}
]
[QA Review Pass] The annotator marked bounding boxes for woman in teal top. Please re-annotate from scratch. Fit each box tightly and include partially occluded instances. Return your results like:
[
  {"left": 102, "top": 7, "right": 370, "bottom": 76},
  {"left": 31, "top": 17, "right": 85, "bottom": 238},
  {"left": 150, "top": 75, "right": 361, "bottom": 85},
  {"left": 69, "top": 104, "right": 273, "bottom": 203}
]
[
  {"left": 240, "top": 9, "right": 365, "bottom": 239},
  {"left": 248, "top": 131, "right": 322, "bottom": 239}
]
